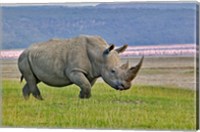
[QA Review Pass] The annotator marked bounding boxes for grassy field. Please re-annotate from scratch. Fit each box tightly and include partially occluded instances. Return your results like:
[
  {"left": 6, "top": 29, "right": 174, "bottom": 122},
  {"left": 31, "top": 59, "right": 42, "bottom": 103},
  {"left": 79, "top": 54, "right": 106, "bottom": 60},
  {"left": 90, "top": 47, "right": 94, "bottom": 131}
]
[
  {"left": 1, "top": 57, "right": 197, "bottom": 130},
  {"left": 2, "top": 80, "right": 196, "bottom": 130}
]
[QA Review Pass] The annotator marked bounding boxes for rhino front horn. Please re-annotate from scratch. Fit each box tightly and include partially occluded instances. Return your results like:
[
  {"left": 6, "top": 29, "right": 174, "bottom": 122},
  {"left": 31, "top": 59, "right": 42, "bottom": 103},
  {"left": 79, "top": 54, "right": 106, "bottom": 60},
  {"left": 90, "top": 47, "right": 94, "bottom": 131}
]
[{"left": 126, "top": 56, "right": 144, "bottom": 82}]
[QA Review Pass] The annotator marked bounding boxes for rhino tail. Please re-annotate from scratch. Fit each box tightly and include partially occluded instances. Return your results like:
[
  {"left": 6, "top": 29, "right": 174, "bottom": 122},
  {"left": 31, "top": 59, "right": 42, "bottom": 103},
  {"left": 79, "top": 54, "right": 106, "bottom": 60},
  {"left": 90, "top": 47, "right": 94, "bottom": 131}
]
[{"left": 20, "top": 75, "right": 24, "bottom": 83}]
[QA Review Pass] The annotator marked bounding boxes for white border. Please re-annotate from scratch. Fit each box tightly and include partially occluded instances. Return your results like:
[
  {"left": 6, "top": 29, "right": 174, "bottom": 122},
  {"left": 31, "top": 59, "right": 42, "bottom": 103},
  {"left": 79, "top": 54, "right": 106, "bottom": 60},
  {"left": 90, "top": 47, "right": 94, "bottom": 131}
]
[{"left": 0, "top": 0, "right": 199, "bottom": 132}]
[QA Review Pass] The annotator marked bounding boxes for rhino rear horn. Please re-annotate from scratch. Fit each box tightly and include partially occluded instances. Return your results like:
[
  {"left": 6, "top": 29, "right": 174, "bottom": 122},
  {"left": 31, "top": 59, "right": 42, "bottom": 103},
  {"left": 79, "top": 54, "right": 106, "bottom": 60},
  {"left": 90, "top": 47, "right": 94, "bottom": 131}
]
[
  {"left": 126, "top": 56, "right": 144, "bottom": 82},
  {"left": 120, "top": 60, "right": 129, "bottom": 70}
]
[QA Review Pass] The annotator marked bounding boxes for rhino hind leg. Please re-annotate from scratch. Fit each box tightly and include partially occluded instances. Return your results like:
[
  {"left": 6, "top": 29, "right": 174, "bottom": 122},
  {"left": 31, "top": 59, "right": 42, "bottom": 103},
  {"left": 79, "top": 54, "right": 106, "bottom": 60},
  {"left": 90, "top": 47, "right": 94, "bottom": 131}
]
[
  {"left": 28, "top": 77, "right": 43, "bottom": 100},
  {"left": 30, "top": 85, "right": 43, "bottom": 100},
  {"left": 22, "top": 80, "right": 43, "bottom": 100},
  {"left": 19, "top": 57, "right": 43, "bottom": 100},
  {"left": 20, "top": 71, "right": 43, "bottom": 100},
  {"left": 22, "top": 83, "right": 31, "bottom": 100}
]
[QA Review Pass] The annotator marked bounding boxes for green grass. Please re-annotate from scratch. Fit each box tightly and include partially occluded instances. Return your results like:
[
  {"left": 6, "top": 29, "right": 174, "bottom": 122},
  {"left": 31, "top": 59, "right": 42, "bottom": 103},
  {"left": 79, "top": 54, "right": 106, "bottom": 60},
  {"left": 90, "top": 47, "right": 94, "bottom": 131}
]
[{"left": 2, "top": 80, "right": 196, "bottom": 130}]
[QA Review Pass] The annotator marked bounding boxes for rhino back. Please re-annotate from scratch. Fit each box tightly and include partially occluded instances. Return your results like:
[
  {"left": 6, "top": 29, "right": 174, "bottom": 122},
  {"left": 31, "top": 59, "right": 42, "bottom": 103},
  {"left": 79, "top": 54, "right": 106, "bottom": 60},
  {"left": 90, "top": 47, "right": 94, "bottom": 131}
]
[{"left": 27, "top": 37, "right": 92, "bottom": 86}]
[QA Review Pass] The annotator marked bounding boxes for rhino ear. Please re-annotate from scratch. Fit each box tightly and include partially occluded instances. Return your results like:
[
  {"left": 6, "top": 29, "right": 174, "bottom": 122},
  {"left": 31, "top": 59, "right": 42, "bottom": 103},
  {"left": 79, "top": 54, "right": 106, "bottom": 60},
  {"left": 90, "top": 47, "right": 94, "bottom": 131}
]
[
  {"left": 116, "top": 44, "right": 128, "bottom": 53},
  {"left": 103, "top": 44, "right": 115, "bottom": 55}
]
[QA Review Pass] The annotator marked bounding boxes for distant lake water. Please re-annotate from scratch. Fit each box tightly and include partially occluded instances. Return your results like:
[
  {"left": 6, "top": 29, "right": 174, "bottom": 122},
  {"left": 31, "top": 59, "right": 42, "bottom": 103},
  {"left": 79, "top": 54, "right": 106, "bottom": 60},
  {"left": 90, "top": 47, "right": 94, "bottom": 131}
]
[{"left": 0, "top": 44, "right": 196, "bottom": 60}]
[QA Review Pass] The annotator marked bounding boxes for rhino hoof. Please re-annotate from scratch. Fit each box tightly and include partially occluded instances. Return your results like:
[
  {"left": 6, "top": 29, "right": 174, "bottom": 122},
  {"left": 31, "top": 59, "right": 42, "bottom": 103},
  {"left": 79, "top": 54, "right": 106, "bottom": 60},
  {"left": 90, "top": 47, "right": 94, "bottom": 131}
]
[
  {"left": 33, "top": 94, "right": 44, "bottom": 100},
  {"left": 79, "top": 93, "right": 91, "bottom": 99},
  {"left": 23, "top": 95, "right": 30, "bottom": 100},
  {"left": 79, "top": 90, "right": 91, "bottom": 99}
]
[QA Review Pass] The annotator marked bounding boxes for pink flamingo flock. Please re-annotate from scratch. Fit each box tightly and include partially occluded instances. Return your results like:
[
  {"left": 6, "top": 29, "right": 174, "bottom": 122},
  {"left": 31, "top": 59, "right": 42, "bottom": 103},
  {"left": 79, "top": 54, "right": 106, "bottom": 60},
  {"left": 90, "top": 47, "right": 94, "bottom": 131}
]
[{"left": 0, "top": 44, "right": 196, "bottom": 59}]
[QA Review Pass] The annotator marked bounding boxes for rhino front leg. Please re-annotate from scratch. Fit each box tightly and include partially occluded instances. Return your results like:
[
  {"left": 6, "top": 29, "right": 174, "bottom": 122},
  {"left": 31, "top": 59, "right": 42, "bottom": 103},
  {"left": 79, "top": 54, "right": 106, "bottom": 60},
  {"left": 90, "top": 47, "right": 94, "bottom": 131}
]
[
  {"left": 68, "top": 72, "right": 91, "bottom": 99},
  {"left": 90, "top": 78, "right": 97, "bottom": 87}
]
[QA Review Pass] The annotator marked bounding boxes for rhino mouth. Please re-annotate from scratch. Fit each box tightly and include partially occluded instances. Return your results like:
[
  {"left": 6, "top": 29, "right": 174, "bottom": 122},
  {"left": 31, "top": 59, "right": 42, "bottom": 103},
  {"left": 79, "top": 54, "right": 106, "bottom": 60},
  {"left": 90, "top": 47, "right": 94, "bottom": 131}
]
[{"left": 115, "top": 84, "right": 130, "bottom": 91}]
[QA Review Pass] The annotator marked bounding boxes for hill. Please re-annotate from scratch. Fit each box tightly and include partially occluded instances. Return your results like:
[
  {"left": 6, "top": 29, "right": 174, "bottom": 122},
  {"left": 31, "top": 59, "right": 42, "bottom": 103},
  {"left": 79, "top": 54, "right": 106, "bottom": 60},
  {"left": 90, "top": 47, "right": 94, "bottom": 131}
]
[{"left": 1, "top": 3, "right": 198, "bottom": 49}]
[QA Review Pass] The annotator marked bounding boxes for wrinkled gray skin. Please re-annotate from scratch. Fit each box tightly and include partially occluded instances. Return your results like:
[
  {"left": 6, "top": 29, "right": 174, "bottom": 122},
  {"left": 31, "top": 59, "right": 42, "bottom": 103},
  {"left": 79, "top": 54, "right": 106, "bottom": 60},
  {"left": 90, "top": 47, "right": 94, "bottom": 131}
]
[{"left": 18, "top": 35, "right": 143, "bottom": 100}]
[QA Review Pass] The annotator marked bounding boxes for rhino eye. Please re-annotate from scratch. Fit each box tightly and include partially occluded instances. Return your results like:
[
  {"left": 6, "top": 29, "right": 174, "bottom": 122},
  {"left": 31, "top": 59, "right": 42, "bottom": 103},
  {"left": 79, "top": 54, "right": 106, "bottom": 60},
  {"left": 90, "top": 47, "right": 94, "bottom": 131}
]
[{"left": 111, "top": 69, "right": 116, "bottom": 73}]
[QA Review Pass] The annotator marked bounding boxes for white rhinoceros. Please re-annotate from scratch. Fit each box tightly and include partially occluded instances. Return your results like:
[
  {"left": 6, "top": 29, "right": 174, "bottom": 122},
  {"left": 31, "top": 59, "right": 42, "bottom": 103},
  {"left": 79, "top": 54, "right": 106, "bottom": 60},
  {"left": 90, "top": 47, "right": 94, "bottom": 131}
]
[{"left": 18, "top": 35, "right": 143, "bottom": 100}]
